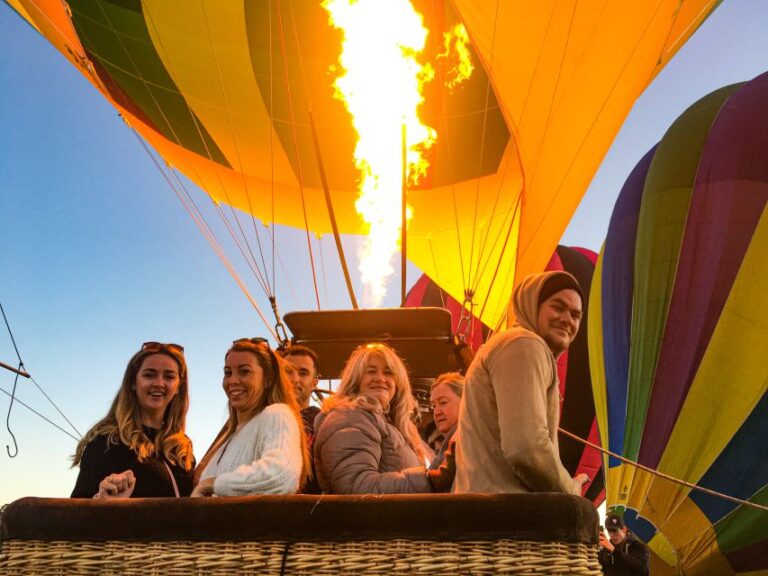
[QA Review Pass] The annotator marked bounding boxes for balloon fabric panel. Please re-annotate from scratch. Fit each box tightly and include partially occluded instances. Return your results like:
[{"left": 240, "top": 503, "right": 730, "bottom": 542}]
[{"left": 640, "top": 75, "right": 767, "bottom": 470}]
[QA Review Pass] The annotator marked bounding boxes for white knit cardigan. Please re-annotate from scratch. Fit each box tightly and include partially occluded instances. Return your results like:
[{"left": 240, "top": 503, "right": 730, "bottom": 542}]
[{"left": 199, "top": 403, "right": 303, "bottom": 496}]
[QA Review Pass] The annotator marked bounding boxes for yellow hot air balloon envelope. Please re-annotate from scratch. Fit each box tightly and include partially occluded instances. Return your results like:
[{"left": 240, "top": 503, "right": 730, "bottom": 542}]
[{"left": 8, "top": 0, "right": 720, "bottom": 326}]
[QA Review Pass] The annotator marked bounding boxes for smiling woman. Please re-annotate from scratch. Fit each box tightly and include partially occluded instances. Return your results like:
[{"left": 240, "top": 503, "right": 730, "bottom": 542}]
[
  {"left": 314, "top": 343, "right": 445, "bottom": 494},
  {"left": 191, "top": 339, "right": 310, "bottom": 496},
  {"left": 70, "top": 342, "right": 195, "bottom": 499}
]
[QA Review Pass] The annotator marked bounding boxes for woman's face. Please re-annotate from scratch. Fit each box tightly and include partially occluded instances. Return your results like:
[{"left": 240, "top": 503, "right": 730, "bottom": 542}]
[
  {"left": 358, "top": 353, "right": 396, "bottom": 408},
  {"left": 134, "top": 353, "right": 181, "bottom": 427},
  {"left": 430, "top": 383, "right": 461, "bottom": 434},
  {"left": 223, "top": 350, "right": 265, "bottom": 420}
]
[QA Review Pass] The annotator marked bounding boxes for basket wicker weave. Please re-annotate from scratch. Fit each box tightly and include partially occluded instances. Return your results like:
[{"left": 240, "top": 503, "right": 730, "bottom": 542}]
[{"left": 0, "top": 494, "right": 600, "bottom": 575}]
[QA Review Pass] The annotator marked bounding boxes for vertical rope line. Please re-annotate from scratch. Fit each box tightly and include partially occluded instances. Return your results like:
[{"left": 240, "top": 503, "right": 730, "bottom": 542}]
[
  {"left": 275, "top": 0, "right": 321, "bottom": 309},
  {"left": 466, "top": 0, "right": 502, "bottom": 293},
  {"left": 141, "top": 1, "right": 274, "bottom": 297},
  {"left": 198, "top": 0, "right": 274, "bottom": 297}
]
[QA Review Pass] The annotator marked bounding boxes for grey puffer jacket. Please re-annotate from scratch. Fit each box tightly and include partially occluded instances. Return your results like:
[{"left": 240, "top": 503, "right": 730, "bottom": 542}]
[{"left": 313, "top": 399, "right": 430, "bottom": 494}]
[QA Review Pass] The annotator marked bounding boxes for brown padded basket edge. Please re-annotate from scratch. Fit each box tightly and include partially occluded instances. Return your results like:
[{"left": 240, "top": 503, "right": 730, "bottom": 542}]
[{"left": 1, "top": 494, "right": 597, "bottom": 544}]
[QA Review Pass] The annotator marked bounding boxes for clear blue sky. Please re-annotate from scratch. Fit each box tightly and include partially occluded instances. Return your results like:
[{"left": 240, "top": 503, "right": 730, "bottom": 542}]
[{"left": 1, "top": 1, "right": 767, "bottom": 503}]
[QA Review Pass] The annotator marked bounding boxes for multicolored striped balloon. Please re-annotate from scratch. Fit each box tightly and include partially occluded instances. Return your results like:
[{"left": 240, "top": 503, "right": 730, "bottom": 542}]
[{"left": 589, "top": 72, "right": 768, "bottom": 576}]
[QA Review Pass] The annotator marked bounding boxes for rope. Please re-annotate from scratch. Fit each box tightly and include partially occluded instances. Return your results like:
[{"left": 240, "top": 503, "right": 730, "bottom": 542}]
[
  {"left": 275, "top": 0, "right": 322, "bottom": 310},
  {"left": 129, "top": 129, "right": 278, "bottom": 340},
  {"left": 2, "top": 301, "right": 24, "bottom": 458},
  {"left": 0, "top": 385, "right": 80, "bottom": 442},
  {"left": 559, "top": 427, "right": 768, "bottom": 513}
]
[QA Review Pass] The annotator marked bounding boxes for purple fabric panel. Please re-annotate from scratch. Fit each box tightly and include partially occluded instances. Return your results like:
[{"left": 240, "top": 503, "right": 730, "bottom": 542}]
[
  {"left": 639, "top": 72, "right": 768, "bottom": 468},
  {"left": 601, "top": 146, "right": 656, "bottom": 467}
]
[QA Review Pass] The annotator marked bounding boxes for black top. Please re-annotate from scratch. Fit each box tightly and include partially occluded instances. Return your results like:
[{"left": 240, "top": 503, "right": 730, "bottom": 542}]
[
  {"left": 598, "top": 533, "right": 651, "bottom": 576},
  {"left": 301, "top": 406, "right": 322, "bottom": 494},
  {"left": 71, "top": 428, "right": 194, "bottom": 498}
]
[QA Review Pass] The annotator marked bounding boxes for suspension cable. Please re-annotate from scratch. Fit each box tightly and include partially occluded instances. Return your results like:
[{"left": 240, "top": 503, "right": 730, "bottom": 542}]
[
  {"left": 559, "top": 427, "right": 768, "bottom": 513},
  {"left": 275, "top": 0, "right": 322, "bottom": 309},
  {"left": 0, "top": 385, "right": 80, "bottom": 442}
]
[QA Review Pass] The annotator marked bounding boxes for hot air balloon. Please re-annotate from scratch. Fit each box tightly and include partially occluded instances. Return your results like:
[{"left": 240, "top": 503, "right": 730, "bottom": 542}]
[
  {"left": 5, "top": 0, "right": 720, "bottom": 331},
  {"left": 405, "top": 245, "right": 606, "bottom": 505},
  {"left": 589, "top": 71, "right": 768, "bottom": 575}
]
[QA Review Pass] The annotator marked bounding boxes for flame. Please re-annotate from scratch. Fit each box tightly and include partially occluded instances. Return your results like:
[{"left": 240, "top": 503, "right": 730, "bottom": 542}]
[
  {"left": 324, "top": 0, "right": 436, "bottom": 306},
  {"left": 439, "top": 23, "right": 474, "bottom": 90}
]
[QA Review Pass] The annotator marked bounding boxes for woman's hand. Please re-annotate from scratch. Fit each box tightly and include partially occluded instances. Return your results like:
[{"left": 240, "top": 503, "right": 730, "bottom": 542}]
[
  {"left": 93, "top": 470, "right": 136, "bottom": 499},
  {"left": 191, "top": 477, "right": 216, "bottom": 497}
]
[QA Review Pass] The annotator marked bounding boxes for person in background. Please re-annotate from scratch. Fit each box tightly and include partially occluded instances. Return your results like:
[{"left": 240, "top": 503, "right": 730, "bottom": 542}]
[
  {"left": 314, "top": 343, "right": 450, "bottom": 494},
  {"left": 192, "top": 338, "right": 309, "bottom": 496},
  {"left": 71, "top": 342, "right": 194, "bottom": 499},
  {"left": 282, "top": 344, "right": 321, "bottom": 493},
  {"left": 454, "top": 271, "right": 590, "bottom": 495},
  {"left": 282, "top": 345, "right": 320, "bottom": 441},
  {"left": 428, "top": 372, "right": 464, "bottom": 470},
  {"left": 598, "top": 514, "right": 650, "bottom": 576}
]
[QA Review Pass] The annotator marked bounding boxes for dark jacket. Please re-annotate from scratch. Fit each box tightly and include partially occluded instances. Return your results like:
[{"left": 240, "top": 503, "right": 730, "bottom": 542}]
[
  {"left": 71, "top": 428, "right": 194, "bottom": 498},
  {"left": 598, "top": 532, "right": 650, "bottom": 576}
]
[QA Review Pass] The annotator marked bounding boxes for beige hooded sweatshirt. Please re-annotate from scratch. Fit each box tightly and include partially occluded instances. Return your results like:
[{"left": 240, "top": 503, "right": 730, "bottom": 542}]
[{"left": 453, "top": 271, "right": 581, "bottom": 495}]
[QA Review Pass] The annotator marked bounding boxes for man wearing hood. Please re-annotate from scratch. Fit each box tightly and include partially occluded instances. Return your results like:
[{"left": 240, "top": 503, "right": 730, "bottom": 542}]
[{"left": 454, "top": 271, "right": 590, "bottom": 495}]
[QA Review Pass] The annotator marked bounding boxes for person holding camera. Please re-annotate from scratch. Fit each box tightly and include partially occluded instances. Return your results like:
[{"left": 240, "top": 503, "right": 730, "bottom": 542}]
[{"left": 598, "top": 514, "right": 650, "bottom": 575}]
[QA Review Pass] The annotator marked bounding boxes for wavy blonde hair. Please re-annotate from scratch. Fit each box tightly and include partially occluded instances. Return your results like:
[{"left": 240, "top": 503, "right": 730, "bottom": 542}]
[
  {"left": 72, "top": 346, "right": 194, "bottom": 471},
  {"left": 322, "top": 343, "right": 422, "bottom": 457},
  {"left": 195, "top": 340, "right": 311, "bottom": 487}
]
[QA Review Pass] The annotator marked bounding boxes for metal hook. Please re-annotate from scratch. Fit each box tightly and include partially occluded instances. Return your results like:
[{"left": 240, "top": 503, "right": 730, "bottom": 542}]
[
  {"left": 455, "top": 290, "right": 475, "bottom": 341},
  {"left": 5, "top": 370, "right": 22, "bottom": 458}
]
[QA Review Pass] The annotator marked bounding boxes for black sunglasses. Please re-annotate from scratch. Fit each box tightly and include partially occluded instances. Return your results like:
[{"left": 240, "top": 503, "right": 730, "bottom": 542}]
[
  {"left": 142, "top": 341, "right": 184, "bottom": 354},
  {"left": 232, "top": 337, "right": 270, "bottom": 348}
]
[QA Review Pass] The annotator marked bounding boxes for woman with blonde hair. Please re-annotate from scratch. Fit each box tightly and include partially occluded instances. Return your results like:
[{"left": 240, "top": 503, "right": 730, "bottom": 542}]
[
  {"left": 71, "top": 342, "right": 195, "bottom": 499},
  {"left": 313, "top": 343, "right": 433, "bottom": 494},
  {"left": 192, "top": 338, "right": 309, "bottom": 496}
]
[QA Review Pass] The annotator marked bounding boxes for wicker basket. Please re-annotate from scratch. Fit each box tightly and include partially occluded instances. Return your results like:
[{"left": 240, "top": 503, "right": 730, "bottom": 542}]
[{"left": 0, "top": 494, "right": 600, "bottom": 575}]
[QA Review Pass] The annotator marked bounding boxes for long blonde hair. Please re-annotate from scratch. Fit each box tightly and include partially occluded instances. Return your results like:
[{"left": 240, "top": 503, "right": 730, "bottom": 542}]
[
  {"left": 72, "top": 345, "right": 194, "bottom": 471},
  {"left": 195, "top": 340, "right": 311, "bottom": 486},
  {"left": 323, "top": 343, "right": 422, "bottom": 457}
]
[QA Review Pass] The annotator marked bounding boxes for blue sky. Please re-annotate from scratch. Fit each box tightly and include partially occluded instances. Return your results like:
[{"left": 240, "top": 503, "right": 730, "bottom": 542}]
[{"left": 1, "top": 1, "right": 767, "bottom": 503}]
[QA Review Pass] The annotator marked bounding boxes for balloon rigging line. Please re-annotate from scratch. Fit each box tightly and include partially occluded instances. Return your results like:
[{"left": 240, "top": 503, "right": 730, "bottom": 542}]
[
  {"left": 559, "top": 427, "right": 768, "bottom": 513},
  {"left": 478, "top": 194, "right": 523, "bottom": 323},
  {"left": 516, "top": 1, "right": 665, "bottom": 265},
  {"left": 130, "top": 128, "right": 278, "bottom": 340},
  {"left": 0, "top": 384, "right": 80, "bottom": 443},
  {"left": 269, "top": 0, "right": 277, "bottom": 299},
  {"left": 318, "top": 237, "right": 329, "bottom": 309},
  {"left": 198, "top": 0, "right": 275, "bottom": 300},
  {"left": 142, "top": 2, "right": 277, "bottom": 302},
  {"left": 308, "top": 109, "right": 359, "bottom": 309},
  {"left": 275, "top": 0, "right": 322, "bottom": 311},
  {"left": 467, "top": 0, "right": 502, "bottom": 293},
  {"left": 527, "top": 1, "right": 577, "bottom": 186},
  {"left": 2, "top": 299, "right": 23, "bottom": 458}
]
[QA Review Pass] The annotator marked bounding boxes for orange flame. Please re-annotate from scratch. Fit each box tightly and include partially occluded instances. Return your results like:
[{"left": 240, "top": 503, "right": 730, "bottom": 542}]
[
  {"left": 439, "top": 23, "right": 474, "bottom": 90},
  {"left": 324, "top": 0, "right": 436, "bottom": 306}
]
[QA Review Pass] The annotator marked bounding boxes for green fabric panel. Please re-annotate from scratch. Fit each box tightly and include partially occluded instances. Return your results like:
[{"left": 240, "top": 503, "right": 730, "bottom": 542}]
[
  {"left": 715, "top": 484, "right": 768, "bottom": 554},
  {"left": 68, "top": 0, "right": 230, "bottom": 167},
  {"left": 623, "top": 85, "right": 740, "bottom": 461}
]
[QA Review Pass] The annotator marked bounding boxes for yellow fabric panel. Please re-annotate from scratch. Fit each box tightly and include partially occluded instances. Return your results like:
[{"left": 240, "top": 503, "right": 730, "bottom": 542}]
[
  {"left": 640, "top": 205, "right": 768, "bottom": 524},
  {"left": 587, "top": 251, "right": 610, "bottom": 474},
  {"left": 649, "top": 552, "right": 678, "bottom": 576},
  {"left": 141, "top": 0, "right": 298, "bottom": 192},
  {"left": 409, "top": 158, "right": 522, "bottom": 327},
  {"left": 625, "top": 468, "right": 653, "bottom": 515},
  {"left": 450, "top": 1, "right": 719, "bottom": 306},
  {"left": 657, "top": 496, "right": 725, "bottom": 573},
  {"left": 648, "top": 531, "right": 679, "bottom": 569}
]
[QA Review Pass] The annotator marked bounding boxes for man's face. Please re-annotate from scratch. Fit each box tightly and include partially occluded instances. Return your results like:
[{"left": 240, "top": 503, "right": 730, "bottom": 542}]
[
  {"left": 285, "top": 353, "right": 317, "bottom": 407},
  {"left": 608, "top": 527, "right": 628, "bottom": 546},
  {"left": 537, "top": 288, "right": 582, "bottom": 356}
]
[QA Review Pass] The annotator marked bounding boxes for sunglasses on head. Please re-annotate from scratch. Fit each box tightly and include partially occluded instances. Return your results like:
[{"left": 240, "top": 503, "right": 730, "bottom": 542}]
[
  {"left": 232, "top": 337, "right": 279, "bottom": 371},
  {"left": 142, "top": 341, "right": 184, "bottom": 354},
  {"left": 232, "top": 337, "right": 270, "bottom": 348}
]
